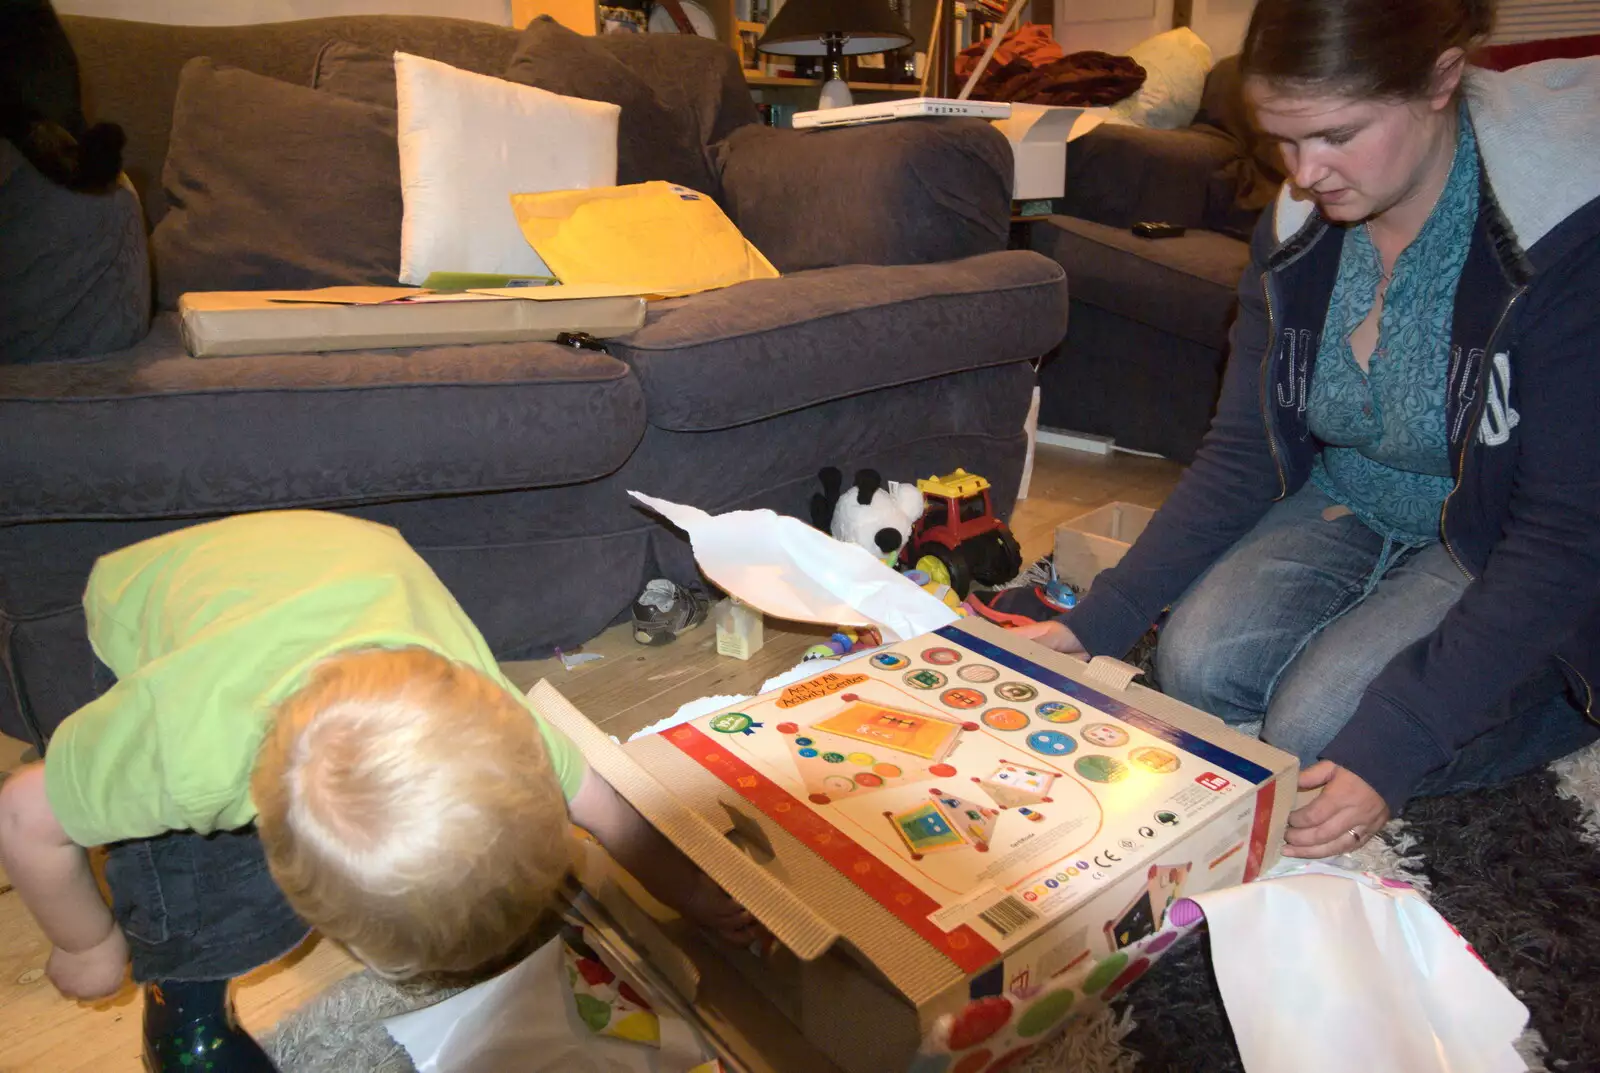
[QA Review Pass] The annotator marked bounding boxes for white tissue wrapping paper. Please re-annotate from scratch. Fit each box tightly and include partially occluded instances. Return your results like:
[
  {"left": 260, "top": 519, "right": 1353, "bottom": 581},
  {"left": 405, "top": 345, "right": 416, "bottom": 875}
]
[
  {"left": 1186, "top": 865, "right": 1529, "bottom": 1073},
  {"left": 383, "top": 934, "right": 709, "bottom": 1073},
  {"left": 629, "top": 491, "right": 958, "bottom": 642}
]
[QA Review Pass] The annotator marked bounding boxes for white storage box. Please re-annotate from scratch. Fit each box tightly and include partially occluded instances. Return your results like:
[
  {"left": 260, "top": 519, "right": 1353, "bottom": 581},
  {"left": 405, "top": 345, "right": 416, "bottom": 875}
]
[{"left": 1053, "top": 501, "right": 1157, "bottom": 589}]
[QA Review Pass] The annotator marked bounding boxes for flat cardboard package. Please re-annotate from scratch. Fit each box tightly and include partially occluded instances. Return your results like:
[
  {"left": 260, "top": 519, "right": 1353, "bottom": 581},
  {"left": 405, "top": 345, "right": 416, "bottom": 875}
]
[
  {"left": 1054, "top": 501, "right": 1157, "bottom": 589},
  {"left": 988, "top": 104, "right": 1084, "bottom": 200},
  {"left": 540, "top": 617, "right": 1297, "bottom": 1073},
  {"left": 177, "top": 286, "right": 646, "bottom": 357}
]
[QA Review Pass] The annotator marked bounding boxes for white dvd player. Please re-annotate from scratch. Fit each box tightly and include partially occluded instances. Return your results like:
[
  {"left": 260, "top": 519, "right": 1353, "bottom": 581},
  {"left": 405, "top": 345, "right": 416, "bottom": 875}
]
[{"left": 792, "top": 96, "right": 1013, "bottom": 130}]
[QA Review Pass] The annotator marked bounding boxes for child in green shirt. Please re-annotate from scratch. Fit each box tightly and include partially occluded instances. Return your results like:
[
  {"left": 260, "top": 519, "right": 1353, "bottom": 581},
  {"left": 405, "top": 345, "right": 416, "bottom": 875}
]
[{"left": 0, "top": 511, "right": 753, "bottom": 1071}]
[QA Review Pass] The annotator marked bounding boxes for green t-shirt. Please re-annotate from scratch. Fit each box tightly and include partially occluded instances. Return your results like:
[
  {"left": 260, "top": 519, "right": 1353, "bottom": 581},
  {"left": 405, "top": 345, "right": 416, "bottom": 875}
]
[{"left": 44, "top": 511, "right": 587, "bottom": 847}]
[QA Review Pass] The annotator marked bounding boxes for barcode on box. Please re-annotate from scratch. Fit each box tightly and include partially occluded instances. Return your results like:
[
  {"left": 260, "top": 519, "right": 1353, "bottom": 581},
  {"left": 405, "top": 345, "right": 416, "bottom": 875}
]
[{"left": 979, "top": 896, "right": 1039, "bottom": 939}]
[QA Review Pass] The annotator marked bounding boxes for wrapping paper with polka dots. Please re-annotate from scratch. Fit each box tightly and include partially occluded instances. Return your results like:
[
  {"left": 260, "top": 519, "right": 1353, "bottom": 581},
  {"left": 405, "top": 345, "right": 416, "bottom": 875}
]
[{"left": 913, "top": 916, "right": 1202, "bottom": 1073}]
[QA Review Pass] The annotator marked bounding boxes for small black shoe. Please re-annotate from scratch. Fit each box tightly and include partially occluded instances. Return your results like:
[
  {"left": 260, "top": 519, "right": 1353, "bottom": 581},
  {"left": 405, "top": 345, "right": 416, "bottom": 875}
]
[
  {"left": 631, "top": 578, "right": 710, "bottom": 646},
  {"left": 143, "top": 980, "right": 279, "bottom": 1073}
]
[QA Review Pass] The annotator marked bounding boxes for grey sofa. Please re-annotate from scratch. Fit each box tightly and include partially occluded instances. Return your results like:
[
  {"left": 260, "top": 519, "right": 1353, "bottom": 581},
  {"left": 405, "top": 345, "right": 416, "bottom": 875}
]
[
  {"left": 1028, "top": 56, "right": 1281, "bottom": 462},
  {"left": 0, "top": 14, "right": 1069, "bottom": 749}
]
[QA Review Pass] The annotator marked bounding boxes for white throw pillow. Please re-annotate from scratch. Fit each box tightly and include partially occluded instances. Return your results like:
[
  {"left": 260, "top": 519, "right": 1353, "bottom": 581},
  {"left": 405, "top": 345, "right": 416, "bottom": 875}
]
[
  {"left": 1107, "top": 27, "right": 1215, "bottom": 130},
  {"left": 393, "top": 52, "right": 621, "bottom": 284}
]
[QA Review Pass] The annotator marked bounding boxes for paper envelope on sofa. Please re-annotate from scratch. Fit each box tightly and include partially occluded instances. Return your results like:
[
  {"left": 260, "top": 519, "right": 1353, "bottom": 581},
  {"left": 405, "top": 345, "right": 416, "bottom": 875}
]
[{"left": 538, "top": 617, "right": 1298, "bottom": 1073}]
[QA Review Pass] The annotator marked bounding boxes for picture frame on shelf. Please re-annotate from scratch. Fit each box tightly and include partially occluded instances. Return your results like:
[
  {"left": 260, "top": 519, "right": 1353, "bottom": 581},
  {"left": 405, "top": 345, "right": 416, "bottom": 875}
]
[{"left": 739, "top": 25, "right": 763, "bottom": 69}]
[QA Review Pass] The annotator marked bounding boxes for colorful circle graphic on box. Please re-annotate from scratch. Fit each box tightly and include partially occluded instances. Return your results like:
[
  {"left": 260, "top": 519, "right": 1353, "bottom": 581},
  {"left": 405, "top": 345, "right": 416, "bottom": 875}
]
[
  {"left": 1075, "top": 754, "right": 1130, "bottom": 783},
  {"left": 1129, "top": 746, "right": 1181, "bottom": 774},
  {"left": 922, "top": 647, "right": 963, "bottom": 665},
  {"left": 709, "top": 711, "right": 756, "bottom": 734},
  {"left": 981, "top": 707, "right": 1030, "bottom": 731},
  {"left": 905, "top": 668, "right": 948, "bottom": 689},
  {"left": 1036, "top": 700, "right": 1081, "bottom": 723},
  {"left": 1081, "top": 723, "right": 1129, "bottom": 748},
  {"left": 995, "top": 682, "right": 1039, "bottom": 702},
  {"left": 958, "top": 663, "right": 1001, "bottom": 683},
  {"left": 870, "top": 651, "right": 910, "bottom": 671},
  {"left": 940, "top": 687, "right": 987, "bottom": 710},
  {"left": 1025, "top": 729, "right": 1077, "bottom": 757}
]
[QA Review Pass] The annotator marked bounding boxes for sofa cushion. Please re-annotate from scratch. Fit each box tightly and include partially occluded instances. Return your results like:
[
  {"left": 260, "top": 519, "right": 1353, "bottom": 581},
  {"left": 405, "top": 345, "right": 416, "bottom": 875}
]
[
  {"left": 394, "top": 51, "right": 619, "bottom": 285},
  {"left": 1062, "top": 121, "right": 1243, "bottom": 232},
  {"left": 1106, "top": 27, "right": 1214, "bottom": 129},
  {"left": 590, "top": 31, "right": 759, "bottom": 151},
  {"left": 0, "top": 315, "right": 647, "bottom": 523},
  {"left": 0, "top": 143, "right": 150, "bottom": 364},
  {"left": 606, "top": 250, "right": 1068, "bottom": 432},
  {"left": 61, "top": 13, "right": 521, "bottom": 228},
  {"left": 717, "top": 119, "right": 1013, "bottom": 273},
  {"left": 312, "top": 38, "right": 399, "bottom": 108},
  {"left": 505, "top": 17, "right": 716, "bottom": 194},
  {"left": 151, "top": 59, "right": 401, "bottom": 310},
  {"left": 1031, "top": 215, "right": 1249, "bottom": 349}
]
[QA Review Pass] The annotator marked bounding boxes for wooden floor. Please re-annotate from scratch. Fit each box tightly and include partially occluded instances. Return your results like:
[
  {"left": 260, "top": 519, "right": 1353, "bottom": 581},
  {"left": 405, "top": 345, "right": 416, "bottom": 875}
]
[{"left": 0, "top": 445, "right": 1183, "bottom": 1072}]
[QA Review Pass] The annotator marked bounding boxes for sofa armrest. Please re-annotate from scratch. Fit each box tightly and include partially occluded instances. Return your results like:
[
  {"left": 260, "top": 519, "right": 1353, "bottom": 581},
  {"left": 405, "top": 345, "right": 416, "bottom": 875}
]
[
  {"left": 715, "top": 118, "right": 1013, "bottom": 273},
  {"left": 1060, "top": 122, "right": 1244, "bottom": 231}
]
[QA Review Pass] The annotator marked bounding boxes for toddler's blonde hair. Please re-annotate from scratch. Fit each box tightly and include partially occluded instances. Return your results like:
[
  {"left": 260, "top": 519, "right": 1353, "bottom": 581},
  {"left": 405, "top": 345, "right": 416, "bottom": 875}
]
[{"left": 251, "top": 645, "right": 572, "bottom": 977}]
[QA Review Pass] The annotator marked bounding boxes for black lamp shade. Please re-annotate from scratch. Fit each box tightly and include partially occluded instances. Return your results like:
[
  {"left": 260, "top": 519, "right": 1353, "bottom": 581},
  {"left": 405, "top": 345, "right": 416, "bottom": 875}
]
[{"left": 757, "top": 0, "right": 914, "bottom": 56}]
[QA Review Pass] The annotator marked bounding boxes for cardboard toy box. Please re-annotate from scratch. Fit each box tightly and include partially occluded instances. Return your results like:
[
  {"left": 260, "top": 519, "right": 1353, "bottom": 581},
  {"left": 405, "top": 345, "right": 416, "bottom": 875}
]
[
  {"left": 177, "top": 286, "right": 647, "bottom": 357},
  {"left": 1053, "top": 501, "right": 1157, "bottom": 589},
  {"left": 539, "top": 617, "right": 1297, "bottom": 1073}
]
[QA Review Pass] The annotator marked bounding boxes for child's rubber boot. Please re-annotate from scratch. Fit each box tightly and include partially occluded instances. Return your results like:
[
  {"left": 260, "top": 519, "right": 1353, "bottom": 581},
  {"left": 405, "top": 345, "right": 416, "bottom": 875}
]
[
  {"left": 142, "top": 979, "right": 279, "bottom": 1073},
  {"left": 631, "top": 579, "right": 710, "bottom": 646}
]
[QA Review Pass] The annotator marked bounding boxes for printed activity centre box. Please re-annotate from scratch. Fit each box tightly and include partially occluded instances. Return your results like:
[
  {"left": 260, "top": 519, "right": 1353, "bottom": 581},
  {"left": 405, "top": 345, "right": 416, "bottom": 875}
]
[{"left": 538, "top": 617, "right": 1298, "bottom": 1073}]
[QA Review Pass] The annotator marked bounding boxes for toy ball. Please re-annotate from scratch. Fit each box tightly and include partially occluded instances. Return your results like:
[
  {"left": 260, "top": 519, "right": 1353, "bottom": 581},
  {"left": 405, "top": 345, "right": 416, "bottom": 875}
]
[{"left": 802, "top": 643, "right": 837, "bottom": 662}]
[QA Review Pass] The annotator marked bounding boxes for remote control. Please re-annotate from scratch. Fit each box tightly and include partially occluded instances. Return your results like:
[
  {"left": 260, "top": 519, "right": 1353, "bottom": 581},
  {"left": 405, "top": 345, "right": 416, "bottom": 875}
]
[{"left": 1132, "top": 221, "right": 1187, "bottom": 238}]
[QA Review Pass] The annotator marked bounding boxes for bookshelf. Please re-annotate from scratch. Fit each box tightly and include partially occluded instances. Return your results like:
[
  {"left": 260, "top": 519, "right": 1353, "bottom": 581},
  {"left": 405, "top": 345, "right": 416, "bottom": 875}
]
[{"left": 549, "top": 0, "right": 1056, "bottom": 105}]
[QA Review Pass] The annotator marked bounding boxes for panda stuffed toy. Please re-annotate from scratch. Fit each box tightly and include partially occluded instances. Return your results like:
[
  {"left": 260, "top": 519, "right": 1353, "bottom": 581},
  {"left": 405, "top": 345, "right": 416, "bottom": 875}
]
[{"left": 810, "top": 467, "right": 925, "bottom": 565}]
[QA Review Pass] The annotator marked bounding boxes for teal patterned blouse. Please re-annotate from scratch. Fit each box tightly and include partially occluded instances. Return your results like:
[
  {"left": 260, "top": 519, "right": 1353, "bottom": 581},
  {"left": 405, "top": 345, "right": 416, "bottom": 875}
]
[{"left": 1308, "top": 108, "right": 1480, "bottom": 544}]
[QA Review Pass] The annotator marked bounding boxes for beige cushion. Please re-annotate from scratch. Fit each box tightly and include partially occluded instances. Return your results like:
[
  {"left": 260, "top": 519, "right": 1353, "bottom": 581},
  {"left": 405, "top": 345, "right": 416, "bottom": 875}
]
[{"left": 394, "top": 51, "right": 619, "bottom": 285}]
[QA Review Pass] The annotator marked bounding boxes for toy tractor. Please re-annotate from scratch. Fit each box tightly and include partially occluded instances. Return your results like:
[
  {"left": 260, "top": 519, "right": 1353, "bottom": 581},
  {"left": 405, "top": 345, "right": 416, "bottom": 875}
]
[{"left": 901, "top": 468, "right": 1023, "bottom": 599}]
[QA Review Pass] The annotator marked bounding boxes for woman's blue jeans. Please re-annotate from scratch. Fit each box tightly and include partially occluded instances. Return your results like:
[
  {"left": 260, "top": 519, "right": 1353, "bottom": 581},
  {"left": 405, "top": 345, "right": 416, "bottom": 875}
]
[{"left": 1154, "top": 483, "right": 1598, "bottom": 800}]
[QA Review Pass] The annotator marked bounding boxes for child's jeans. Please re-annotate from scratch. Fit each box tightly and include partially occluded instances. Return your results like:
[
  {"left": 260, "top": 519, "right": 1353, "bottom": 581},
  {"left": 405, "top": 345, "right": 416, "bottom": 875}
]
[{"left": 89, "top": 660, "right": 310, "bottom": 981}]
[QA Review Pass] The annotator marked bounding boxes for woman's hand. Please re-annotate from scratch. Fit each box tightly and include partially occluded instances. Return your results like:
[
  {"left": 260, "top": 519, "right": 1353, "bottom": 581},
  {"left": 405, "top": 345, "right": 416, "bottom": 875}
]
[
  {"left": 1282, "top": 760, "right": 1390, "bottom": 858},
  {"left": 47, "top": 926, "right": 129, "bottom": 1000},
  {"left": 1009, "top": 620, "right": 1089, "bottom": 660}
]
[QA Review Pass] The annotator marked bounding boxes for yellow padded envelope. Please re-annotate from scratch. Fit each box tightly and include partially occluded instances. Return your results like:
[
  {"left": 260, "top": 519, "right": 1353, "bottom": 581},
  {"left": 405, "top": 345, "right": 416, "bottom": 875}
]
[{"left": 509, "top": 181, "right": 780, "bottom": 298}]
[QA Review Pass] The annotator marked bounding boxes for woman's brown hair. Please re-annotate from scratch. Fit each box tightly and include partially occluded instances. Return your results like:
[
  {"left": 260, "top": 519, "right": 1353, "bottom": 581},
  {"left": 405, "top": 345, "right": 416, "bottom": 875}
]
[{"left": 1241, "top": 0, "right": 1497, "bottom": 99}]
